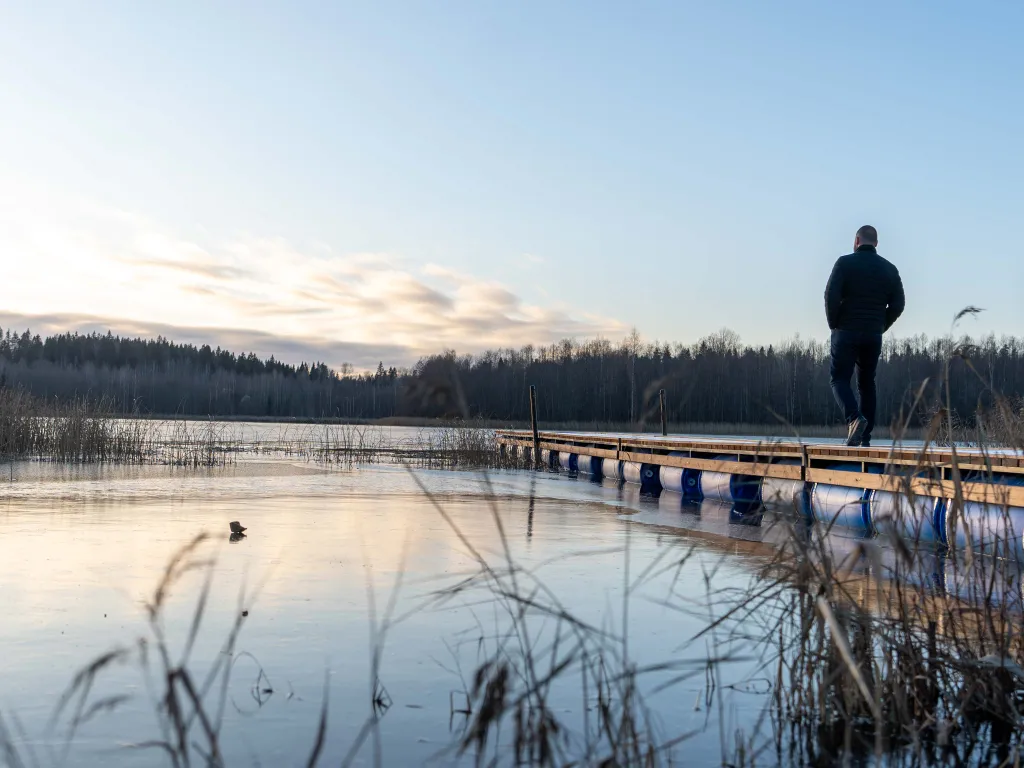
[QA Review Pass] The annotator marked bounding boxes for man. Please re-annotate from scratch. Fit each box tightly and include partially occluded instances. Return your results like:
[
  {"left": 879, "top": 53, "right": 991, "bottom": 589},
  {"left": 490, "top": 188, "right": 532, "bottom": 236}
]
[{"left": 824, "top": 225, "right": 905, "bottom": 446}]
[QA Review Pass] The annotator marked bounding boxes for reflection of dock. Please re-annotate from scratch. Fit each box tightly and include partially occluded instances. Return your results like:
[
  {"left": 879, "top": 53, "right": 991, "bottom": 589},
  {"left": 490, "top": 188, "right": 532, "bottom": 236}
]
[
  {"left": 497, "top": 430, "right": 1024, "bottom": 555},
  {"left": 578, "top": 476, "right": 1024, "bottom": 617}
]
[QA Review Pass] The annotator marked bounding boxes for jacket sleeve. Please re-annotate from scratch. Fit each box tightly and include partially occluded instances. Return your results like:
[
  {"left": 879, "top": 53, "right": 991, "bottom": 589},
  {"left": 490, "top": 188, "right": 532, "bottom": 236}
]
[
  {"left": 824, "top": 258, "right": 844, "bottom": 330},
  {"left": 884, "top": 267, "right": 905, "bottom": 332}
]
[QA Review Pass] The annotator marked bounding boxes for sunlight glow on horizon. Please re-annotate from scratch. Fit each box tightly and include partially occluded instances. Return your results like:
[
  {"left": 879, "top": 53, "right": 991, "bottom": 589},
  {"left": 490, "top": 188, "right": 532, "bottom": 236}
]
[{"left": 0, "top": 182, "right": 627, "bottom": 369}]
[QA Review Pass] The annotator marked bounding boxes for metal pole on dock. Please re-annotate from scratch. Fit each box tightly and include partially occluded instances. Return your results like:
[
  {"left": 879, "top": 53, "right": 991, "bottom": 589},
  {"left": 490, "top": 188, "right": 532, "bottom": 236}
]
[
  {"left": 529, "top": 385, "right": 541, "bottom": 470},
  {"left": 659, "top": 389, "right": 667, "bottom": 436}
]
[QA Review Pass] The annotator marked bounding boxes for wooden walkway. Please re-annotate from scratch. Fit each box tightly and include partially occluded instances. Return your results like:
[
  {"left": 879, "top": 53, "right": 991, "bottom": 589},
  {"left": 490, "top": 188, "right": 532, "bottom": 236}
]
[{"left": 496, "top": 430, "right": 1024, "bottom": 508}]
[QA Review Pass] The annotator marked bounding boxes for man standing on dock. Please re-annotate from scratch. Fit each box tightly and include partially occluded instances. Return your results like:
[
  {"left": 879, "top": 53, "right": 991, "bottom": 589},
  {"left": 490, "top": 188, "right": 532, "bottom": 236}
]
[{"left": 824, "top": 225, "right": 905, "bottom": 446}]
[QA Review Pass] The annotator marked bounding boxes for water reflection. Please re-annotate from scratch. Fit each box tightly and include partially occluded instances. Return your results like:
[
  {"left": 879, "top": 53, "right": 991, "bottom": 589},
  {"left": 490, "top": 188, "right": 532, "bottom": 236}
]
[
  {"left": 1, "top": 461, "right": 762, "bottom": 766},
  {"left": 728, "top": 502, "right": 764, "bottom": 527},
  {"left": 541, "top": 469, "right": 1024, "bottom": 610}
]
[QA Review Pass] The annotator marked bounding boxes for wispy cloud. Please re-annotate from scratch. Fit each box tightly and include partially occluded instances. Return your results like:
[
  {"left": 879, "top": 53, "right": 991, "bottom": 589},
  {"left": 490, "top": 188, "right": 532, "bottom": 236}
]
[
  {"left": 130, "top": 258, "right": 254, "bottom": 281},
  {"left": 0, "top": 189, "right": 628, "bottom": 369}
]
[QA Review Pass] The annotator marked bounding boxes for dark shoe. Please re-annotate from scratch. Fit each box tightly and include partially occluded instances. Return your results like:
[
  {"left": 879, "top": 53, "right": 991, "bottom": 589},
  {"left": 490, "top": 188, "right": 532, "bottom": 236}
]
[{"left": 846, "top": 417, "right": 868, "bottom": 446}]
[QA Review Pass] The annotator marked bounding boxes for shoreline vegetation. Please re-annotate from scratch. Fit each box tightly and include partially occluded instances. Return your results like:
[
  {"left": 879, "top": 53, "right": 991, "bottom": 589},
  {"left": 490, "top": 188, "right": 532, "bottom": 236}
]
[
  {"left": 1, "top": 383, "right": 1020, "bottom": 468},
  {"left": 0, "top": 387, "right": 523, "bottom": 469}
]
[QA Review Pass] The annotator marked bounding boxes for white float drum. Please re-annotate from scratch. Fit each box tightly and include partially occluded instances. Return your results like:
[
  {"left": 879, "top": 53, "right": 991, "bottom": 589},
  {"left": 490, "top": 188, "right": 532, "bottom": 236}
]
[
  {"left": 811, "top": 484, "right": 871, "bottom": 533},
  {"left": 602, "top": 458, "right": 623, "bottom": 480},
  {"left": 869, "top": 490, "right": 943, "bottom": 544},
  {"left": 761, "top": 478, "right": 806, "bottom": 509},
  {"left": 660, "top": 466, "right": 686, "bottom": 492},
  {"left": 700, "top": 472, "right": 733, "bottom": 502},
  {"left": 946, "top": 501, "right": 1024, "bottom": 560}
]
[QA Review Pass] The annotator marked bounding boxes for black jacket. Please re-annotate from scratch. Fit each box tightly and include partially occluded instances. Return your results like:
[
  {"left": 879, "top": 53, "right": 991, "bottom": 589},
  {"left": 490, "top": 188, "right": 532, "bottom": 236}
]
[{"left": 824, "top": 245, "right": 905, "bottom": 333}]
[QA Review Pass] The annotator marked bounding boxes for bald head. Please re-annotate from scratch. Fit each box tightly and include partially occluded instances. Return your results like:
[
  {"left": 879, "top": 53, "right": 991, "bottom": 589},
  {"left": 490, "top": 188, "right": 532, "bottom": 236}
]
[{"left": 855, "top": 225, "right": 878, "bottom": 249}]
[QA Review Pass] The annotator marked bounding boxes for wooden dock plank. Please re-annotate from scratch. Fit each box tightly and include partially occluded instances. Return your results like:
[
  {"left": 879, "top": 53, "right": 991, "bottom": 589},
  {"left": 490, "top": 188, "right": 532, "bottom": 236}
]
[{"left": 619, "top": 451, "right": 804, "bottom": 479}]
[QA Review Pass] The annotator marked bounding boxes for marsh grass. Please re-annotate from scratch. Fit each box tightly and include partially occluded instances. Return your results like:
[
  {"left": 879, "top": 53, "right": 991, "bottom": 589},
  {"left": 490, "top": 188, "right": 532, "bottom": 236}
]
[
  {"left": 0, "top": 389, "right": 150, "bottom": 463},
  {"left": 261, "top": 419, "right": 527, "bottom": 469},
  {"left": 942, "top": 395, "right": 1024, "bottom": 450},
  {"left": 0, "top": 390, "right": 510, "bottom": 469},
  {"left": 159, "top": 420, "right": 241, "bottom": 468},
  {"left": 0, "top": 389, "right": 239, "bottom": 467},
  {"left": 413, "top": 420, "right": 529, "bottom": 471},
  {"left": 303, "top": 424, "right": 388, "bottom": 465}
]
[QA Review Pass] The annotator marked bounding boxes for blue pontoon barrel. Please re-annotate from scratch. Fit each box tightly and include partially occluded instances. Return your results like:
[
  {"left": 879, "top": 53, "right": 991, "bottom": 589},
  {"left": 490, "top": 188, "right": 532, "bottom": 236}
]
[{"left": 640, "top": 463, "right": 662, "bottom": 494}]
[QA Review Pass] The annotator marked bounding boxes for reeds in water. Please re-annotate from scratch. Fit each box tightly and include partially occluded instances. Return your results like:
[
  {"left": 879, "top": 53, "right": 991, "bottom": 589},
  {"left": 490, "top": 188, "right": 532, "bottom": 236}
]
[
  {"left": 0, "top": 389, "right": 241, "bottom": 467},
  {"left": 159, "top": 419, "right": 241, "bottom": 468},
  {"left": 0, "top": 388, "right": 517, "bottom": 470},
  {"left": 304, "top": 424, "right": 387, "bottom": 464},
  {"left": 0, "top": 389, "right": 150, "bottom": 463},
  {"left": 413, "top": 420, "right": 527, "bottom": 470}
]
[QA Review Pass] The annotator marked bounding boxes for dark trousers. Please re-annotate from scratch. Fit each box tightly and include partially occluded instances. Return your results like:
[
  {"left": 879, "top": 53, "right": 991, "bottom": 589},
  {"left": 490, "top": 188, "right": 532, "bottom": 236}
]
[{"left": 829, "top": 330, "right": 883, "bottom": 442}]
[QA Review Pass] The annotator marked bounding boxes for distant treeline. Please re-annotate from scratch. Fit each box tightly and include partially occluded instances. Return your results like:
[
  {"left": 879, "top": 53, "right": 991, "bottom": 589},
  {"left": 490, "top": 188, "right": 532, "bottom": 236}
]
[
  {"left": 0, "top": 329, "right": 400, "bottom": 419},
  {"left": 0, "top": 327, "right": 1021, "bottom": 427}
]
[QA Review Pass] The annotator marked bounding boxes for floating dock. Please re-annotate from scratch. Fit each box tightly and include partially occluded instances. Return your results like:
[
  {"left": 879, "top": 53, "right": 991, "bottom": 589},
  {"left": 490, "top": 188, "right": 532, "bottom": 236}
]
[{"left": 496, "top": 430, "right": 1024, "bottom": 555}]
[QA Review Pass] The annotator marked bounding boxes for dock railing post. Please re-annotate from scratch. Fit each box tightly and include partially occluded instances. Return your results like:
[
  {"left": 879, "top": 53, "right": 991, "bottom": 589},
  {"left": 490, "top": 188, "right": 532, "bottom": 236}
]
[
  {"left": 529, "top": 385, "right": 541, "bottom": 470},
  {"left": 659, "top": 389, "right": 667, "bottom": 436}
]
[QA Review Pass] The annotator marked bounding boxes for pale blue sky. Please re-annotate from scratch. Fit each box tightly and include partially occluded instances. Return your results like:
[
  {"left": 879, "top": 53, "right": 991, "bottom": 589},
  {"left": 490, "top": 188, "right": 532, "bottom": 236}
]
[{"left": 1, "top": 1, "right": 1021, "bottom": 367}]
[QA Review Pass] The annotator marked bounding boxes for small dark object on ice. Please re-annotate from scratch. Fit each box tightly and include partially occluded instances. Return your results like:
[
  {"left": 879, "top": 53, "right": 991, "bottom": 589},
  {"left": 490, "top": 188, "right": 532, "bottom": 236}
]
[
  {"left": 229, "top": 532, "right": 246, "bottom": 543},
  {"left": 230, "top": 521, "right": 247, "bottom": 534}
]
